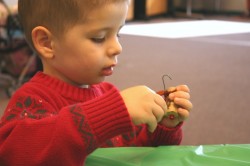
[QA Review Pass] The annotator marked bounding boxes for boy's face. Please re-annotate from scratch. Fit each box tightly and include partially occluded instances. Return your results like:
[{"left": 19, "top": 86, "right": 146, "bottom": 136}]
[{"left": 45, "top": 1, "right": 128, "bottom": 86}]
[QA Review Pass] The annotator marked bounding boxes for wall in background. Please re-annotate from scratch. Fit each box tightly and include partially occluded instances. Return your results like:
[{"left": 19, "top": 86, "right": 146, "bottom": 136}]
[
  {"left": 126, "top": 0, "right": 167, "bottom": 21},
  {"left": 220, "top": 0, "right": 246, "bottom": 11},
  {"left": 146, "top": 0, "right": 167, "bottom": 16},
  {"left": 4, "top": 0, "right": 248, "bottom": 12},
  {"left": 5, "top": 0, "right": 17, "bottom": 7},
  {"left": 175, "top": 0, "right": 247, "bottom": 13}
]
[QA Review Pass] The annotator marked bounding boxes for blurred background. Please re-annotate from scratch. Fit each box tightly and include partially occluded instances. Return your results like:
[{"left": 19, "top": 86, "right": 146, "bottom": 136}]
[
  {"left": 5, "top": 0, "right": 17, "bottom": 6},
  {"left": 0, "top": 0, "right": 250, "bottom": 146}
]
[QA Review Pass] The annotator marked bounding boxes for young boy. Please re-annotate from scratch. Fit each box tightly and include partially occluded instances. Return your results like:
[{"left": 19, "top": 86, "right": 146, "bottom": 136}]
[{"left": 0, "top": 0, "right": 192, "bottom": 165}]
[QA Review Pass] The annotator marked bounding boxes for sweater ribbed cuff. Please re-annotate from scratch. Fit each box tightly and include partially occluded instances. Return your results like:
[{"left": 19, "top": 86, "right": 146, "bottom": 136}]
[
  {"left": 82, "top": 87, "right": 133, "bottom": 143},
  {"left": 151, "top": 122, "right": 183, "bottom": 146}
]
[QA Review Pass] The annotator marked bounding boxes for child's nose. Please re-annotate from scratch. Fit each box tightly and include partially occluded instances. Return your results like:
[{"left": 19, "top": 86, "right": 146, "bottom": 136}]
[{"left": 107, "top": 38, "right": 122, "bottom": 57}]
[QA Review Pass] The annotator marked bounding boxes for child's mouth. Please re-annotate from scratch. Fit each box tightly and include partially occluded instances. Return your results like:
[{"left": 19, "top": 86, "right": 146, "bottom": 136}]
[{"left": 101, "top": 66, "right": 114, "bottom": 76}]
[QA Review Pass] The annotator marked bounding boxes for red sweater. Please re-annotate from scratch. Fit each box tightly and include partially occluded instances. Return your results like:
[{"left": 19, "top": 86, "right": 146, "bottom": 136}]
[{"left": 0, "top": 72, "right": 182, "bottom": 166}]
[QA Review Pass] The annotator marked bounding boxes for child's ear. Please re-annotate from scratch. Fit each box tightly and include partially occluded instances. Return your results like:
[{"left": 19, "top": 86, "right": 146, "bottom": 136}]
[{"left": 32, "top": 26, "right": 54, "bottom": 59}]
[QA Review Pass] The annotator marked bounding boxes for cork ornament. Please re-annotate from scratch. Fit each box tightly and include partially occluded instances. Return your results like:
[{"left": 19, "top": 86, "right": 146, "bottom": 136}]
[{"left": 156, "top": 75, "right": 179, "bottom": 120}]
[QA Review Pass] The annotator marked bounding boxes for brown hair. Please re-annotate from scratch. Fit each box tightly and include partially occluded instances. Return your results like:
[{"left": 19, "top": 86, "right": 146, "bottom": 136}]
[{"left": 18, "top": 0, "right": 129, "bottom": 49}]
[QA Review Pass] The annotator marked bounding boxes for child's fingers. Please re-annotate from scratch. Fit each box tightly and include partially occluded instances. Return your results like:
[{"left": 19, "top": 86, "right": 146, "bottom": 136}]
[
  {"left": 169, "top": 91, "right": 190, "bottom": 100},
  {"left": 146, "top": 115, "right": 158, "bottom": 133},
  {"left": 151, "top": 104, "right": 165, "bottom": 122},
  {"left": 154, "top": 93, "right": 168, "bottom": 112},
  {"left": 177, "top": 108, "right": 190, "bottom": 121},
  {"left": 148, "top": 94, "right": 167, "bottom": 130},
  {"left": 176, "top": 85, "right": 190, "bottom": 93},
  {"left": 174, "top": 98, "right": 193, "bottom": 111}
]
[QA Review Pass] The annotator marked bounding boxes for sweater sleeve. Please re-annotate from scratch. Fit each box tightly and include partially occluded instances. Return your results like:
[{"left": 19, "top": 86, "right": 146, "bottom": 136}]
[
  {"left": 150, "top": 123, "right": 183, "bottom": 145},
  {"left": 120, "top": 123, "right": 183, "bottom": 147},
  {"left": 0, "top": 88, "right": 133, "bottom": 166}
]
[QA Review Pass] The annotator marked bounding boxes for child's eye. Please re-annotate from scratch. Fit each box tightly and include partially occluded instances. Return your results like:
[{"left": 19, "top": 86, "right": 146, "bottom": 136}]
[{"left": 91, "top": 37, "right": 105, "bottom": 43}]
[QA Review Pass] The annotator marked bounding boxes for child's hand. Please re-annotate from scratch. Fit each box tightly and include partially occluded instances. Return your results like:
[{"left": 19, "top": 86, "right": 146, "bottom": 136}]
[
  {"left": 120, "top": 86, "right": 167, "bottom": 132},
  {"left": 160, "top": 85, "right": 193, "bottom": 128}
]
